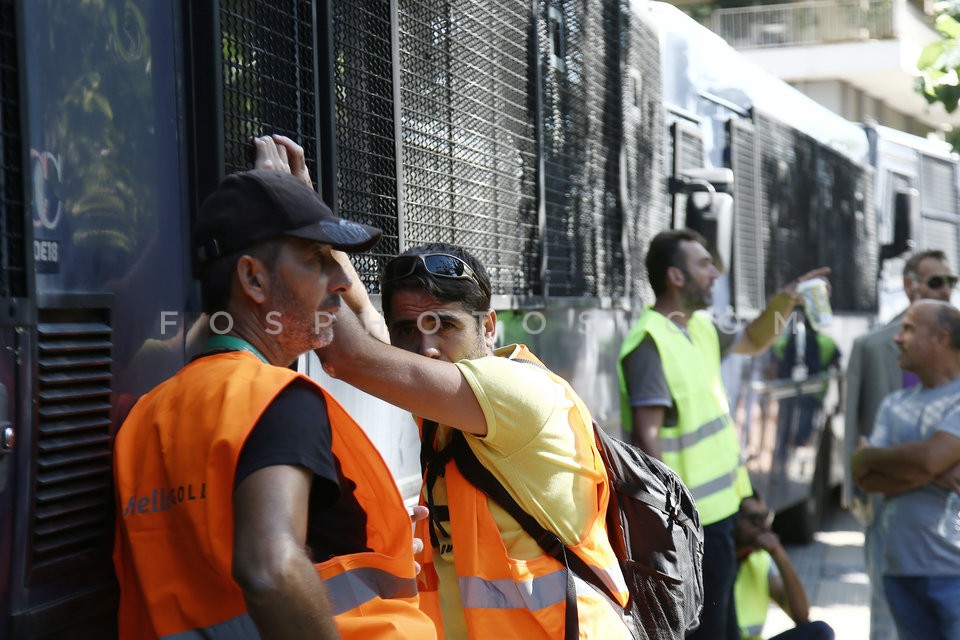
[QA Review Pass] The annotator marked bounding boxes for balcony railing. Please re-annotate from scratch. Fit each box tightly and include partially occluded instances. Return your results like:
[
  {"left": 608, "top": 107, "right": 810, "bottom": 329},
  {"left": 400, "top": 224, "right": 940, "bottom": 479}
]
[{"left": 708, "top": 0, "right": 895, "bottom": 49}]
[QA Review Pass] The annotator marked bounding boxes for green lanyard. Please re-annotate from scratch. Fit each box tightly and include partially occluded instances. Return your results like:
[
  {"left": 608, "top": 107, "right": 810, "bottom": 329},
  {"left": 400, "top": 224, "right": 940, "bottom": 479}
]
[{"left": 204, "top": 335, "right": 269, "bottom": 364}]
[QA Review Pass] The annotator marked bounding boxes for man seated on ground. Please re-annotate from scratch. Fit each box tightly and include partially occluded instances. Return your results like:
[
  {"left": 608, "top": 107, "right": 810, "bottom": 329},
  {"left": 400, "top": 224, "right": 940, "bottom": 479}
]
[{"left": 734, "top": 494, "right": 835, "bottom": 640}]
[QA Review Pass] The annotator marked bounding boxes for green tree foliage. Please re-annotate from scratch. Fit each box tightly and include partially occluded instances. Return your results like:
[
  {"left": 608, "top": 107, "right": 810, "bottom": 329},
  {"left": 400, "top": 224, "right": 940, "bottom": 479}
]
[{"left": 917, "top": 1, "right": 960, "bottom": 113}]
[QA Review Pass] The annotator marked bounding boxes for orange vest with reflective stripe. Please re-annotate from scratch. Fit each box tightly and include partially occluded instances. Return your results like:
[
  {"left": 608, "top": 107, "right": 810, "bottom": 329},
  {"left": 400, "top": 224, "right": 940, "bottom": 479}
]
[
  {"left": 415, "top": 345, "right": 630, "bottom": 639},
  {"left": 113, "top": 352, "right": 436, "bottom": 639}
]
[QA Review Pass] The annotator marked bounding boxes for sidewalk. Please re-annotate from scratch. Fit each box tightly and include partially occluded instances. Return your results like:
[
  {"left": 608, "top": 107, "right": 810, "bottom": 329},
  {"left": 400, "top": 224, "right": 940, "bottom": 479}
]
[{"left": 762, "top": 501, "right": 872, "bottom": 639}]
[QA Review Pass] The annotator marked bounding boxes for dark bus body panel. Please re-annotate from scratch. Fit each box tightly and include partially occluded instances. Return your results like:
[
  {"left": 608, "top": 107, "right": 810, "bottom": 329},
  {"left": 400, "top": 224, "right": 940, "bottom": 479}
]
[{"left": 2, "top": 0, "right": 958, "bottom": 636}]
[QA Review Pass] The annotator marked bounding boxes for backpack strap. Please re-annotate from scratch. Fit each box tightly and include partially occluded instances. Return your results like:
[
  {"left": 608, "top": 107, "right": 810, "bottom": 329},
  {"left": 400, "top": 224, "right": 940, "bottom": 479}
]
[{"left": 449, "top": 430, "right": 616, "bottom": 640}]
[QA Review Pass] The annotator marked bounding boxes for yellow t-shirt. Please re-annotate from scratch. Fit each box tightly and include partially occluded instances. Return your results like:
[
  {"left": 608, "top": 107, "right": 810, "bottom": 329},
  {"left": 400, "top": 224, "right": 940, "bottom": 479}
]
[{"left": 429, "top": 344, "right": 602, "bottom": 639}]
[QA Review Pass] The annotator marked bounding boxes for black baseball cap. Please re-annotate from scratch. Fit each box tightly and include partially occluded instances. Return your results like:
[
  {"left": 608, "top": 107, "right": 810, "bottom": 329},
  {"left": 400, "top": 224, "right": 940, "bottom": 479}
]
[{"left": 193, "top": 169, "right": 381, "bottom": 267}]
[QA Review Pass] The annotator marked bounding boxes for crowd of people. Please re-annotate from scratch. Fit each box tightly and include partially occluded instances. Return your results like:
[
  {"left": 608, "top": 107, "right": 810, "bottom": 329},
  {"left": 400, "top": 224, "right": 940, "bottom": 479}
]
[{"left": 112, "top": 135, "right": 958, "bottom": 639}]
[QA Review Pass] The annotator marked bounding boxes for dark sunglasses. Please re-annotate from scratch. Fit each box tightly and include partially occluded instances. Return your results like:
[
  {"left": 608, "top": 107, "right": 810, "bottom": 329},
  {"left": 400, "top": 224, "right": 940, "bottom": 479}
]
[
  {"left": 742, "top": 510, "right": 773, "bottom": 527},
  {"left": 383, "top": 253, "right": 480, "bottom": 287},
  {"left": 926, "top": 275, "right": 959, "bottom": 290}
]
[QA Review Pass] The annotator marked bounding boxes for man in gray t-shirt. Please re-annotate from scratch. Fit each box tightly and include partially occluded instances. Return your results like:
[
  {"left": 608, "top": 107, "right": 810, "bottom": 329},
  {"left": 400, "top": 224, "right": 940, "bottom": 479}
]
[{"left": 852, "top": 300, "right": 960, "bottom": 640}]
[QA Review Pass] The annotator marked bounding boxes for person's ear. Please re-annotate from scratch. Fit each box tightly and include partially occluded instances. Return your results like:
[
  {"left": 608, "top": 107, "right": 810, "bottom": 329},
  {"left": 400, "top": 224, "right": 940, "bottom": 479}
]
[
  {"left": 481, "top": 309, "right": 497, "bottom": 350},
  {"left": 667, "top": 265, "right": 686, "bottom": 289},
  {"left": 236, "top": 255, "right": 268, "bottom": 304}
]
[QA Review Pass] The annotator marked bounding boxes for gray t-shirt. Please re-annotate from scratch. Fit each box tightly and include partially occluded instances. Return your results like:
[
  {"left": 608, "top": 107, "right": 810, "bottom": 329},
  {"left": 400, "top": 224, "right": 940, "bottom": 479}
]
[
  {"left": 622, "top": 320, "right": 738, "bottom": 427},
  {"left": 870, "top": 377, "right": 960, "bottom": 576}
]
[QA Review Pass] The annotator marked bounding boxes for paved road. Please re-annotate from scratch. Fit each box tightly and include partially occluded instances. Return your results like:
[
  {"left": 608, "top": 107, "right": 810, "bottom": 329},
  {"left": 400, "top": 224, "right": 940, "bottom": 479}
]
[{"left": 762, "top": 500, "right": 875, "bottom": 639}]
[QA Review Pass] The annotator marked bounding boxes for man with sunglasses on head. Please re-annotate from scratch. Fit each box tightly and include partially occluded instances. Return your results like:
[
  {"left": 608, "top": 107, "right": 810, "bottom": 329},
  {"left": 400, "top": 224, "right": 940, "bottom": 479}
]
[
  {"left": 843, "top": 249, "right": 957, "bottom": 640},
  {"left": 733, "top": 493, "right": 834, "bottom": 640},
  {"left": 316, "top": 242, "right": 633, "bottom": 639}
]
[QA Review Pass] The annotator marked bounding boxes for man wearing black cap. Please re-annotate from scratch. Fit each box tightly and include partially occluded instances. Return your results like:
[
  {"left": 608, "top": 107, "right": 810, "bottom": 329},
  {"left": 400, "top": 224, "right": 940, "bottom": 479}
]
[{"left": 113, "top": 136, "right": 436, "bottom": 640}]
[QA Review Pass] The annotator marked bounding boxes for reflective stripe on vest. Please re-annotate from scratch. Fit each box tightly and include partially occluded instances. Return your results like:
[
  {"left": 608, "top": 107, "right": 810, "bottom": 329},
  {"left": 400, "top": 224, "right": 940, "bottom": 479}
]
[
  {"left": 115, "top": 353, "right": 435, "bottom": 640},
  {"left": 160, "top": 612, "right": 259, "bottom": 639},
  {"left": 658, "top": 415, "right": 727, "bottom": 453},
  {"left": 734, "top": 550, "right": 772, "bottom": 640},
  {"left": 618, "top": 308, "right": 749, "bottom": 524},
  {"left": 326, "top": 566, "right": 419, "bottom": 615},
  {"left": 459, "top": 562, "right": 626, "bottom": 611},
  {"left": 420, "top": 343, "right": 631, "bottom": 638}
]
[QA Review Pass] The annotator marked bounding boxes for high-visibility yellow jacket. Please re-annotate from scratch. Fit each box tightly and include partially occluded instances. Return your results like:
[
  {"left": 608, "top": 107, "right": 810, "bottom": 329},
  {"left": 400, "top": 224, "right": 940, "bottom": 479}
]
[
  {"left": 416, "top": 345, "right": 630, "bottom": 639},
  {"left": 734, "top": 550, "right": 772, "bottom": 640},
  {"left": 618, "top": 308, "right": 751, "bottom": 525},
  {"left": 113, "top": 351, "right": 435, "bottom": 639}
]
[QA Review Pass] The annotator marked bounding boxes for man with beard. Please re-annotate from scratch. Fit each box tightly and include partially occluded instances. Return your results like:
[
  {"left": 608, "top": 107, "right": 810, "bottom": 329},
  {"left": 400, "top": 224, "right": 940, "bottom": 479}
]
[
  {"left": 113, "top": 137, "right": 436, "bottom": 639},
  {"left": 617, "top": 229, "right": 828, "bottom": 640}
]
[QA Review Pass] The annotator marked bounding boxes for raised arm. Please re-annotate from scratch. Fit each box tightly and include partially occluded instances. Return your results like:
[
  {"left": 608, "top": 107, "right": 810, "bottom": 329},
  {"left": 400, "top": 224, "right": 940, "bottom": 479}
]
[
  {"left": 253, "top": 134, "right": 390, "bottom": 344},
  {"left": 757, "top": 530, "right": 810, "bottom": 625},
  {"left": 316, "top": 307, "right": 488, "bottom": 435},
  {"left": 733, "top": 267, "right": 831, "bottom": 355}
]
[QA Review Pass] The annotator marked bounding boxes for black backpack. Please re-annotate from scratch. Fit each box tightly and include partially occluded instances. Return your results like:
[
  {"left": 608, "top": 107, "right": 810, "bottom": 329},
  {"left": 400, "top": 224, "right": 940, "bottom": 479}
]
[{"left": 429, "top": 422, "right": 704, "bottom": 640}]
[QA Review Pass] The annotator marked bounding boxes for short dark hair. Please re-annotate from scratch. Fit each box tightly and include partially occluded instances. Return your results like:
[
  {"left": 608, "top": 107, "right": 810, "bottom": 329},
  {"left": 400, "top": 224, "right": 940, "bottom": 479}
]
[
  {"left": 645, "top": 229, "right": 708, "bottom": 297},
  {"left": 935, "top": 303, "right": 960, "bottom": 350},
  {"left": 198, "top": 239, "right": 283, "bottom": 314},
  {"left": 904, "top": 250, "right": 948, "bottom": 279},
  {"left": 381, "top": 243, "right": 492, "bottom": 321}
]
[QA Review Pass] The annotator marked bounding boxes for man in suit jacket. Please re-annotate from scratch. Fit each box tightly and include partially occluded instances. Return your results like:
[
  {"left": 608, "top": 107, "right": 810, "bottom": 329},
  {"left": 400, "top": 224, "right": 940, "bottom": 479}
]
[{"left": 844, "top": 249, "right": 955, "bottom": 640}]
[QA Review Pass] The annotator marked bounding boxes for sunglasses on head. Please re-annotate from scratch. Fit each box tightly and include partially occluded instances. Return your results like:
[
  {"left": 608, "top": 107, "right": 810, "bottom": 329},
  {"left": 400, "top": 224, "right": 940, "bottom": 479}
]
[
  {"left": 926, "top": 275, "right": 959, "bottom": 290},
  {"left": 383, "top": 253, "right": 480, "bottom": 287}
]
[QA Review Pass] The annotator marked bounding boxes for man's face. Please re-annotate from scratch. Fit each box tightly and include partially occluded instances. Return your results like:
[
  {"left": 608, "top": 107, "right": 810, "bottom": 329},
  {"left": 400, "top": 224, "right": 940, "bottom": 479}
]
[
  {"left": 894, "top": 302, "right": 941, "bottom": 375},
  {"left": 735, "top": 497, "right": 773, "bottom": 547},
  {"left": 677, "top": 240, "right": 720, "bottom": 311},
  {"left": 908, "top": 257, "right": 955, "bottom": 303},
  {"left": 387, "top": 289, "right": 494, "bottom": 362},
  {"left": 264, "top": 239, "right": 349, "bottom": 355}
]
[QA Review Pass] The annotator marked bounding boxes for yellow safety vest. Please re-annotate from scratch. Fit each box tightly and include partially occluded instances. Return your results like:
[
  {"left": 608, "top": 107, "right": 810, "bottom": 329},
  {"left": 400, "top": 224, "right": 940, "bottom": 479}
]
[
  {"left": 734, "top": 550, "right": 772, "bottom": 640},
  {"left": 617, "top": 307, "right": 751, "bottom": 524}
]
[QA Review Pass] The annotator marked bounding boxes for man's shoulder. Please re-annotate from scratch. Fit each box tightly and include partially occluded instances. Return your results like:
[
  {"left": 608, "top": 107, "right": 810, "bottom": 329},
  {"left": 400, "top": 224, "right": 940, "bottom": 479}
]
[{"left": 854, "top": 319, "right": 900, "bottom": 349}]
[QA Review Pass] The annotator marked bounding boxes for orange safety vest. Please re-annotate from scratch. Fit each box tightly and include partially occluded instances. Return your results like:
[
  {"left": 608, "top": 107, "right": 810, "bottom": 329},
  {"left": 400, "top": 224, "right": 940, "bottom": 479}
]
[
  {"left": 415, "top": 345, "right": 631, "bottom": 639},
  {"left": 113, "top": 351, "right": 436, "bottom": 639}
]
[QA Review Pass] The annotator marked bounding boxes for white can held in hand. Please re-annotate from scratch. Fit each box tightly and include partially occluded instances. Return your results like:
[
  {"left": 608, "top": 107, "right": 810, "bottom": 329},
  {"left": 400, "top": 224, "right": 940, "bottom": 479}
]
[{"left": 797, "top": 277, "right": 832, "bottom": 330}]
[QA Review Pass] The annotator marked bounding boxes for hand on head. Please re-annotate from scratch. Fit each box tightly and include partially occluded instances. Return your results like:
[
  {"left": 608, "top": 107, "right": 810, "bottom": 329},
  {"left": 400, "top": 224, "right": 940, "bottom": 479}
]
[{"left": 252, "top": 134, "right": 312, "bottom": 188}]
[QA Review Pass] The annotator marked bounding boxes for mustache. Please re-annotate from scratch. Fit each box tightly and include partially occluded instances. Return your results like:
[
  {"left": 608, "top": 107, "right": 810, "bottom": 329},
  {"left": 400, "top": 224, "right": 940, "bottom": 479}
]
[{"left": 320, "top": 295, "right": 341, "bottom": 310}]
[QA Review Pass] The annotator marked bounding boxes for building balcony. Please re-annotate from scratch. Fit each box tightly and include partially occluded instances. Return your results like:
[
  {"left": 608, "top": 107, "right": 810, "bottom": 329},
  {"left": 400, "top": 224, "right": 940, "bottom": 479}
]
[{"left": 696, "top": 0, "right": 960, "bottom": 132}]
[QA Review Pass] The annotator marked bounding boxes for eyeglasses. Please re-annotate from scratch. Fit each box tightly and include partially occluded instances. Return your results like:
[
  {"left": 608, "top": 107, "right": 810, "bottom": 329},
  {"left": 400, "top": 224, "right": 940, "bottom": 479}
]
[
  {"left": 383, "top": 253, "right": 480, "bottom": 287},
  {"left": 926, "top": 275, "right": 959, "bottom": 290},
  {"left": 742, "top": 510, "right": 773, "bottom": 528}
]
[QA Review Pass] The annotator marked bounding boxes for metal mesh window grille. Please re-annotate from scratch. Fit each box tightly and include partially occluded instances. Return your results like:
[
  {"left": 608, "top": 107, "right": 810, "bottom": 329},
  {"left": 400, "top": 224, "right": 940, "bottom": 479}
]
[
  {"left": 728, "top": 118, "right": 765, "bottom": 314},
  {"left": 330, "top": 1, "right": 399, "bottom": 290},
  {"left": 29, "top": 313, "right": 113, "bottom": 580},
  {"left": 622, "top": 9, "right": 666, "bottom": 302},
  {"left": 0, "top": 0, "right": 26, "bottom": 299},
  {"left": 919, "top": 155, "right": 960, "bottom": 269},
  {"left": 397, "top": 0, "right": 539, "bottom": 295},
  {"left": 219, "top": 0, "right": 319, "bottom": 179},
  {"left": 755, "top": 112, "right": 876, "bottom": 312},
  {"left": 920, "top": 154, "right": 959, "bottom": 219},
  {"left": 540, "top": 0, "right": 628, "bottom": 298}
]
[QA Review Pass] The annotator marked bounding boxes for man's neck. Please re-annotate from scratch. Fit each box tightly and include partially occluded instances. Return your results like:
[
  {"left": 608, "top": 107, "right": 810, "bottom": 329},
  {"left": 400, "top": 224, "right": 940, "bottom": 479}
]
[
  {"left": 918, "top": 360, "right": 960, "bottom": 389},
  {"left": 653, "top": 297, "right": 693, "bottom": 328}
]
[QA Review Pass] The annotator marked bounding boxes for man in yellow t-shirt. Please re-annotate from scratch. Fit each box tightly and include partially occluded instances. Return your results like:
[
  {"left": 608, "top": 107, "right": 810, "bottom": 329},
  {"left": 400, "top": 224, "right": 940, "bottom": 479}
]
[{"left": 317, "top": 242, "right": 630, "bottom": 639}]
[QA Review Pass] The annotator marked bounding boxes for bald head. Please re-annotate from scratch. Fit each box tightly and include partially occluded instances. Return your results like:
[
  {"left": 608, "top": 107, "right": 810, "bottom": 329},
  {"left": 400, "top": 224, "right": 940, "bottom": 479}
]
[{"left": 895, "top": 300, "right": 960, "bottom": 385}]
